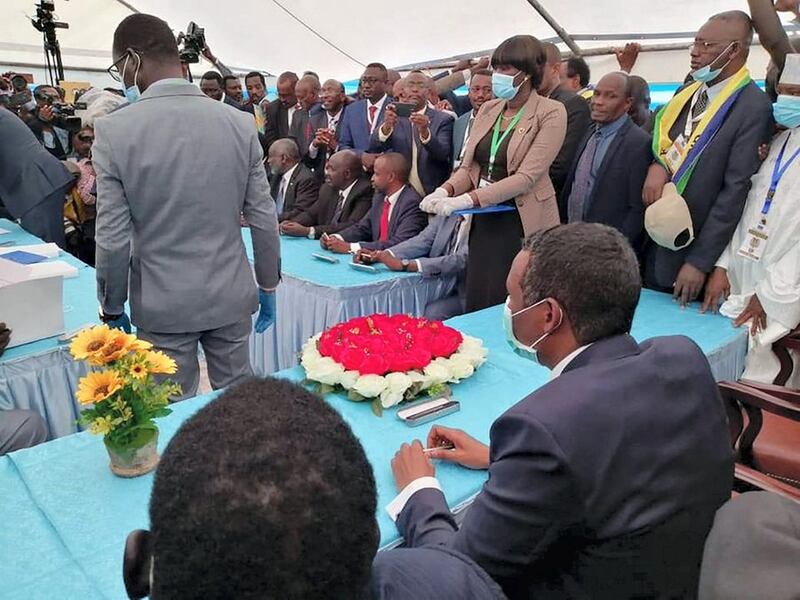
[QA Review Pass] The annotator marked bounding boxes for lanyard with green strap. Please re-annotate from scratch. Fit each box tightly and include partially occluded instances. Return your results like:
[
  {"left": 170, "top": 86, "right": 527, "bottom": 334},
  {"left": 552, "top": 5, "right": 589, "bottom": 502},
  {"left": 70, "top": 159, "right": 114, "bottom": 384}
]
[{"left": 488, "top": 108, "right": 524, "bottom": 180}]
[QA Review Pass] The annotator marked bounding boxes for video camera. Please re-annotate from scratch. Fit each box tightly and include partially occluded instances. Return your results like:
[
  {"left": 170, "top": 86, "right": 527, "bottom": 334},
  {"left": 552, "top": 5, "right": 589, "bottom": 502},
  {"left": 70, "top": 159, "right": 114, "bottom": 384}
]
[
  {"left": 31, "top": 1, "right": 69, "bottom": 34},
  {"left": 177, "top": 22, "right": 206, "bottom": 64}
]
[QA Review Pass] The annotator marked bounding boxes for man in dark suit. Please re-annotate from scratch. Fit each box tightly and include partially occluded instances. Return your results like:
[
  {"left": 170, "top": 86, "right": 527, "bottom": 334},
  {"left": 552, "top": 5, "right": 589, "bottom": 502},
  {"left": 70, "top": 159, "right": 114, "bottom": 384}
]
[
  {"left": 279, "top": 150, "right": 372, "bottom": 239},
  {"left": 222, "top": 75, "right": 254, "bottom": 114},
  {"left": 303, "top": 79, "right": 347, "bottom": 180},
  {"left": 434, "top": 56, "right": 492, "bottom": 118},
  {"left": 338, "top": 63, "right": 392, "bottom": 170},
  {"left": 0, "top": 104, "right": 72, "bottom": 246},
  {"left": 560, "top": 72, "right": 651, "bottom": 250},
  {"left": 288, "top": 75, "right": 322, "bottom": 162},
  {"left": 642, "top": 11, "right": 773, "bottom": 305},
  {"left": 452, "top": 70, "right": 493, "bottom": 169},
  {"left": 322, "top": 153, "right": 426, "bottom": 253},
  {"left": 263, "top": 71, "right": 299, "bottom": 151},
  {"left": 370, "top": 71, "right": 453, "bottom": 196},
  {"left": 388, "top": 223, "right": 733, "bottom": 599},
  {"left": 199, "top": 71, "right": 224, "bottom": 101},
  {"left": 540, "top": 43, "right": 592, "bottom": 196},
  {"left": 266, "top": 138, "right": 320, "bottom": 222}
]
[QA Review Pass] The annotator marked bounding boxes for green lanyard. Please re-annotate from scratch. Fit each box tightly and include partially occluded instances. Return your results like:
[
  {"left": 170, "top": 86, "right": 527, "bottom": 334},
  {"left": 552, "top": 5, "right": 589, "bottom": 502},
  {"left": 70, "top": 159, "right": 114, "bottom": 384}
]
[{"left": 489, "top": 108, "right": 524, "bottom": 179}]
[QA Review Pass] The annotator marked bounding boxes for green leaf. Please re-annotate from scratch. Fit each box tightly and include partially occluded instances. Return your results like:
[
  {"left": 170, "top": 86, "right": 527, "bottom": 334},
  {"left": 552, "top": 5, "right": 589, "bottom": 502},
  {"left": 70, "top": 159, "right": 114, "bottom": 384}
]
[
  {"left": 371, "top": 398, "right": 384, "bottom": 417},
  {"left": 318, "top": 383, "right": 335, "bottom": 396},
  {"left": 347, "top": 390, "right": 367, "bottom": 402}
]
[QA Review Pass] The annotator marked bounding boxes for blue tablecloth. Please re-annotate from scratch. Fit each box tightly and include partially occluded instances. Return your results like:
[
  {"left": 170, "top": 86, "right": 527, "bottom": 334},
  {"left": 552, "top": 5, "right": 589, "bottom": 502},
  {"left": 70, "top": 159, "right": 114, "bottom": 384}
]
[
  {"left": 0, "top": 220, "right": 97, "bottom": 439},
  {"left": 244, "top": 233, "right": 457, "bottom": 374},
  {"left": 0, "top": 294, "right": 747, "bottom": 599}
]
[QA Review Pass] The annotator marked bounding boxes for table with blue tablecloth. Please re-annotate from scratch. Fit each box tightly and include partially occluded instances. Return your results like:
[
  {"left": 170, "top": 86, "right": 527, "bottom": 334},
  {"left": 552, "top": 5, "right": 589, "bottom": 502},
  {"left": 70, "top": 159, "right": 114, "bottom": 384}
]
[
  {"left": 243, "top": 232, "right": 457, "bottom": 374},
  {"left": 0, "top": 294, "right": 747, "bottom": 599},
  {"left": 0, "top": 219, "right": 98, "bottom": 440}
]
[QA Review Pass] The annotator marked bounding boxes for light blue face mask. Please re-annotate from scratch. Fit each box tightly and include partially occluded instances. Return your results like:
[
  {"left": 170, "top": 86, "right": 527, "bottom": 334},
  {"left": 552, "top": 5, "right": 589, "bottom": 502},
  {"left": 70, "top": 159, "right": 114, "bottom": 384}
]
[
  {"left": 121, "top": 53, "right": 142, "bottom": 104},
  {"left": 502, "top": 297, "right": 562, "bottom": 365},
  {"left": 773, "top": 94, "right": 800, "bottom": 128},
  {"left": 691, "top": 42, "right": 734, "bottom": 83},
  {"left": 492, "top": 71, "right": 528, "bottom": 101}
]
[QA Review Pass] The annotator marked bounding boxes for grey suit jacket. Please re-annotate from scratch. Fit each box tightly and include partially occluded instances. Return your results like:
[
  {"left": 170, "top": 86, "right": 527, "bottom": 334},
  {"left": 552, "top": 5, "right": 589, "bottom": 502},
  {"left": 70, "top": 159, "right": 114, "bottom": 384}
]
[
  {"left": 93, "top": 79, "right": 280, "bottom": 334},
  {"left": 388, "top": 215, "right": 466, "bottom": 279},
  {"left": 451, "top": 111, "right": 472, "bottom": 166}
]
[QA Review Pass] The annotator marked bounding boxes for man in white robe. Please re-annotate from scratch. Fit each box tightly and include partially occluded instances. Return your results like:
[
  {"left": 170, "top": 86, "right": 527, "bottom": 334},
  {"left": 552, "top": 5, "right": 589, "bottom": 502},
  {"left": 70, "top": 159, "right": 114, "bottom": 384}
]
[{"left": 703, "top": 54, "right": 800, "bottom": 383}]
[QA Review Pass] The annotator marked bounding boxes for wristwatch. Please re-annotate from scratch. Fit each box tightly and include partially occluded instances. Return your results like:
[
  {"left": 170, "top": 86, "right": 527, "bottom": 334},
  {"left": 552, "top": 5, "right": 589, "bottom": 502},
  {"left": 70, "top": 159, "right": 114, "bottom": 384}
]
[
  {"left": 99, "top": 309, "right": 122, "bottom": 323},
  {"left": 307, "top": 227, "right": 316, "bottom": 240},
  {"left": 401, "top": 259, "right": 411, "bottom": 271}
]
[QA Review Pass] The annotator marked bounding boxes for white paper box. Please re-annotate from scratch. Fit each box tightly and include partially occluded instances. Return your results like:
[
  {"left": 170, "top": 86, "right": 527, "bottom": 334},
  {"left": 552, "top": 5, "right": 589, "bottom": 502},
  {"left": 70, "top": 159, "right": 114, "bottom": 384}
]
[
  {"left": 0, "top": 258, "right": 65, "bottom": 348},
  {"left": 0, "top": 243, "right": 60, "bottom": 258}
]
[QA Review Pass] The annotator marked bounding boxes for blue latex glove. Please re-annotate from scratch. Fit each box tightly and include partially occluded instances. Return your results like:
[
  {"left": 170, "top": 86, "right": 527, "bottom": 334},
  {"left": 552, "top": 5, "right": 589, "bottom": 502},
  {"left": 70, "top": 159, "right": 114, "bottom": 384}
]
[
  {"left": 255, "top": 289, "right": 276, "bottom": 333},
  {"left": 107, "top": 313, "right": 132, "bottom": 333}
]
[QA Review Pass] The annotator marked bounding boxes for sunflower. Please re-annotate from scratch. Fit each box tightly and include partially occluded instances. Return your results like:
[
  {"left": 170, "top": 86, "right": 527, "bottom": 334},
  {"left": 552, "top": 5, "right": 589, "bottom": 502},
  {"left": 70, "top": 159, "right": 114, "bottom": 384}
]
[
  {"left": 124, "top": 334, "right": 153, "bottom": 352},
  {"left": 145, "top": 350, "right": 177, "bottom": 375},
  {"left": 70, "top": 325, "right": 115, "bottom": 361},
  {"left": 90, "top": 331, "right": 136, "bottom": 365},
  {"left": 129, "top": 362, "right": 148, "bottom": 380},
  {"left": 76, "top": 370, "right": 125, "bottom": 405}
]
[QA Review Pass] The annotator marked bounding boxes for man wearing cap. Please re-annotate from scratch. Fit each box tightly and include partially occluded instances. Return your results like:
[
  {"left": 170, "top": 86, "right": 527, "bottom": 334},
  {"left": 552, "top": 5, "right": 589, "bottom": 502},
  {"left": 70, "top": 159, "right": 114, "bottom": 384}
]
[
  {"left": 701, "top": 54, "right": 800, "bottom": 384},
  {"left": 642, "top": 11, "right": 773, "bottom": 306}
]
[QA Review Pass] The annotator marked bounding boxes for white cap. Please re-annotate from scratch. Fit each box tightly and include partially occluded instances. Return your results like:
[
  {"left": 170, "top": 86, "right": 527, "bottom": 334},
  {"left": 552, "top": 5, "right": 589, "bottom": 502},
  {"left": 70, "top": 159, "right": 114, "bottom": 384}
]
[
  {"left": 645, "top": 183, "right": 694, "bottom": 251},
  {"left": 780, "top": 54, "right": 800, "bottom": 86}
]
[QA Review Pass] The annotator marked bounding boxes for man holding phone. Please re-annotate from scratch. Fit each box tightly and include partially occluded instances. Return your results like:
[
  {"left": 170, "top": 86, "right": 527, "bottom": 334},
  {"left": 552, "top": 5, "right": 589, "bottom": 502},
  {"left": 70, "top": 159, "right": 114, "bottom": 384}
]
[
  {"left": 306, "top": 79, "right": 348, "bottom": 180},
  {"left": 370, "top": 71, "right": 453, "bottom": 196}
]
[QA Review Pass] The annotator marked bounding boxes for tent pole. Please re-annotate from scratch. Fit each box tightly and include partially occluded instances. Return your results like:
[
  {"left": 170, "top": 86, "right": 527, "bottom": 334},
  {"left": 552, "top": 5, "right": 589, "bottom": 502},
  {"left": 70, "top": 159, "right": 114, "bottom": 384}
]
[{"left": 524, "top": 0, "right": 582, "bottom": 55}]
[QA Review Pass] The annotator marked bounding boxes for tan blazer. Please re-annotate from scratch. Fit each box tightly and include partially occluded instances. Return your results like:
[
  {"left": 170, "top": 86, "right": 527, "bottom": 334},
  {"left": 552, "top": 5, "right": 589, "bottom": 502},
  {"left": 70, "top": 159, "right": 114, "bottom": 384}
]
[{"left": 445, "top": 92, "right": 567, "bottom": 236}]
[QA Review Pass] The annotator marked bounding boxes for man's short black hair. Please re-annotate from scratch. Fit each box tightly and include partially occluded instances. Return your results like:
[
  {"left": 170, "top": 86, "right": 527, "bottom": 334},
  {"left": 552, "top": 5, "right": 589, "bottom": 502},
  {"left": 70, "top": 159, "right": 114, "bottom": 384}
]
[
  {"left": 245, "top": 71, "right": 265, "bottom": 86},
  {"left": 521, "top": 223, "right": 641, "bottom": 345},
  {"left": 200, "top": 71, "right": 223, "bottom": 85},
  {"left": 471, "top": 69, "right": 493, "bottom": 79},
  {"left": 566, "top": 57, "right": 591, "bottom": 88},
  {"left": 222, "top": 74, "right": 239, "bottom": 87},
  {"left": 112, "top": 13, "right": 179, "bottom": 60},
  {"left": 149, "top": 378, "right": 379, "bottom": 599},
  {"left": 491, "top": 35, "right": 547, "bottom": 89},
  {"left": 365, "top": 62, "right": 389, "bottom": 77},
  {"left": 378, "top": 152, "right": 411, "bottom": 183},
  {"left": 278, "top": 71, "right": 299, "bottom": 84}
]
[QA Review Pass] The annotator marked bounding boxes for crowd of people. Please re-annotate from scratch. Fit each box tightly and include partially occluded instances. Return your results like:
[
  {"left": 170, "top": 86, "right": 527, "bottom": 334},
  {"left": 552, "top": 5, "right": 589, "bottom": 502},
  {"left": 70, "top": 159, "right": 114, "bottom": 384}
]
[{"left": 2, "top": 0, "right": 800, "bottom": 598}]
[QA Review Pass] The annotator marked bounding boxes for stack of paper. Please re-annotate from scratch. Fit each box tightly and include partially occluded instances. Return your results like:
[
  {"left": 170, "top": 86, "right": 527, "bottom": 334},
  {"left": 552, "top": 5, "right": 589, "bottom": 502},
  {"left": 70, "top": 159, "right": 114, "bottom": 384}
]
[{"left": 0, "top": 243, "right": 60, "bottom": 258}]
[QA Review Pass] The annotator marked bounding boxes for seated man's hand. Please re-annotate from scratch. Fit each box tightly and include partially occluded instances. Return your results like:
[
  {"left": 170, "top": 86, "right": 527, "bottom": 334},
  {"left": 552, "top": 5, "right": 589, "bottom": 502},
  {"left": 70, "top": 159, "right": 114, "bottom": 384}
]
[
  {"left": 701, "top": 267, "right": 730, "bottom": 314},
  {"left": 673, "top": 263, "right": 707, "bottom": 308},
  {"left": 391, "top": 440, "right": 435, "bottom": 492},
  {"left": 280, "top": 221, "right": 310, "bottom": 237},
  {"left": 735, "top": 293, "right": 768, "bottom": 336},
  {"left": 0, "top": 322, "right": 11, "bottom": 358},
  {"left": 325, "top": 236, "right": 352, "bottom": 254},
  {"left": 373, "top": 250, "right": 404, "bottom": 271},
  {"left": 353, "top": 249, "right": 377, "bottom": 264},
  {"left": 642, "top": 163, "right": 670, "bottom": 206},
  {"left": 426, "top": 425, "right": 489, "bottom": 470}
]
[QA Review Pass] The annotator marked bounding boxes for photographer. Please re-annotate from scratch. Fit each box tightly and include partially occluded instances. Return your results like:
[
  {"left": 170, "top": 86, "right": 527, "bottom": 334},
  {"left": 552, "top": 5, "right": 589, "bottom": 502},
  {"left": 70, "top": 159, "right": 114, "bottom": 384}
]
[{"left": 27, "top": 85, "right": 74, "bottom": 160}]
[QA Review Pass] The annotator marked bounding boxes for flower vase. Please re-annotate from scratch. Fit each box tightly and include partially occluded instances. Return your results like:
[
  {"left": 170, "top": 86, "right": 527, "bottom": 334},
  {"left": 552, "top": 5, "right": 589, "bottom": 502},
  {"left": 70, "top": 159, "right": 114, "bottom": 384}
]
[{"left": 104, "top": 427, "right": 160, "bottom": 478}]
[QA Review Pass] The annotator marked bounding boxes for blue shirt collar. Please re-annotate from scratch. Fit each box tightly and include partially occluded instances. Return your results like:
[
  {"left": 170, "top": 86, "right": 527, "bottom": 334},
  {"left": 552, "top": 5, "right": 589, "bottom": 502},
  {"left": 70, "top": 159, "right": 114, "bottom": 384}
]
[{"left": 595, "top": 113, "right": 629, "bottom": 137}]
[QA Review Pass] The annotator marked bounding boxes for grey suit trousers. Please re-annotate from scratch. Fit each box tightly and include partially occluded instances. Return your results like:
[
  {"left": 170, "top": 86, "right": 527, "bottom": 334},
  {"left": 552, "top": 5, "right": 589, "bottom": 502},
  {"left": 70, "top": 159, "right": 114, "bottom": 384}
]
[
  {"left": 424, "top": 293, "right": 464, "bottom": 321},
  {"left": 0, "top": 410, "right": 48, "bottom": 455},
  {"left": 138, "top": 316, "right": 254, "bottom": 400}
]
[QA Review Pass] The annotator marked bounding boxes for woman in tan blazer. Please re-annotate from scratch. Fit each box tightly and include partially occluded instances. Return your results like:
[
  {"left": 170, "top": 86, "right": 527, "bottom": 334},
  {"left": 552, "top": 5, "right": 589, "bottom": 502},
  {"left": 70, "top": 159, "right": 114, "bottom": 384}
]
[{"left": 423, "top": 35, "right": 567, "bottom": 312}]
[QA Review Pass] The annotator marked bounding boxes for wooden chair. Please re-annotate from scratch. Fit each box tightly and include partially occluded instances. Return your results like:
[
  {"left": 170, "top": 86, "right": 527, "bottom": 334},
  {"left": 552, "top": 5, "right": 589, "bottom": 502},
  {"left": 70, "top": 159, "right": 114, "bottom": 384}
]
[
  {"left": 772, "top": 328, "right": 800, "bottom": 386},
  {"left": 719, "top": 381, "right": 800, "bottom": 496}
]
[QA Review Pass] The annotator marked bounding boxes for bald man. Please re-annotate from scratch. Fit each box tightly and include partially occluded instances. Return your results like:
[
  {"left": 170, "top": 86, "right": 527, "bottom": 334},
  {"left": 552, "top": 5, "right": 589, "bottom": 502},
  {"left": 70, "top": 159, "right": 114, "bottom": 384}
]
[
  {"left": 280, "top": 150, "right": 374, "bottom": 239},
  {"left": 267, "top": 138, "right": 320, "bottom": 222},
  {"left": 559, "top": 72, "right": 651, "bottom": 250},
  {"left": 539, "top": 42, "right": 592, "bottom": 197},
  {"left": 289, "top": 75, "right": 322, "bottom": 162},
  {"left": 322, "top": 152, "right": 427, "bottom": 253}
]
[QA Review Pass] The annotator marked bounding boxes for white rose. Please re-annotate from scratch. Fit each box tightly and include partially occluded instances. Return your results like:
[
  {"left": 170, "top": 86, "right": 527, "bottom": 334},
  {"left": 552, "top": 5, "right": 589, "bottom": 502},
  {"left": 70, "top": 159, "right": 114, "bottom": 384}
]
[
  {"left": 458, "top": 345, "right": 488, "bottom": 368},
  {"left": 339, "top": 370, "right": 360, "bottom": 390},
  {"left": 306, "top": 356, "right": 345, "bottom": 386},
  {"left": 380, "top": 388, "right": 405, "bottom": 408},
  {"left": 460, "top": 335, "right": 483, "bottom": 352},
  {"left": 423, "top": 362, "right": 450, "bottom": 386},
  {"left": 352, "top": 374, "right": 388, "bottom": 398},
  {"left": 447, "top": 355, "right": 474, "bottom": 381},
  {"left": 385, "top": 372, "right": 414, "bottom": 396}
]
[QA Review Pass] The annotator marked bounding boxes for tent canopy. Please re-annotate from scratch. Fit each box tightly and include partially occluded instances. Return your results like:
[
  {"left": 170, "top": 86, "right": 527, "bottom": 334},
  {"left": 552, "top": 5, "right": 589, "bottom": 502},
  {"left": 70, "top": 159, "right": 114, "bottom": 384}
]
[{"left": 1, "top": 0, "right": 794, "bottom": 87}]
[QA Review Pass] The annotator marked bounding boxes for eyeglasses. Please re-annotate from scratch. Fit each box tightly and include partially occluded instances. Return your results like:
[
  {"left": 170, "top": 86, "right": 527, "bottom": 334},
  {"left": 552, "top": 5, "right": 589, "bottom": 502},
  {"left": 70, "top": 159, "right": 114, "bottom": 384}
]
[
  {"left": 359, "top": 77, "right": 384, "bottom": 85},
  {"left": 107, "top": 50, "right": 141, "bottom": 83}
]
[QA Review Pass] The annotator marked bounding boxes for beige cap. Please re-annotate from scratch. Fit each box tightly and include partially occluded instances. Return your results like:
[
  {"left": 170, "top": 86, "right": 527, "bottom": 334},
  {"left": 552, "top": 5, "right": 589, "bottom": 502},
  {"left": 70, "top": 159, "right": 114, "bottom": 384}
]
[
  {"left": 780, "top": 53, "right": 800, "bottom": 86},
  {"left": 645, "top": 182, "right": 694, "bottom": 251}
]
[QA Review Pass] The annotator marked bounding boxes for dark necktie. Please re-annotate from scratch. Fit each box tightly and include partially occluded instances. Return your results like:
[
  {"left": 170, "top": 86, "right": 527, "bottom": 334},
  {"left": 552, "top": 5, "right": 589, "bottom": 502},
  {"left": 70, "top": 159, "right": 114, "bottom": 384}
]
[
  {"left": 331, "top": 191, "right": 346, "bottom": 224},
  {"left": 690, "top": 90, "right": 709, "bottom": 134},
  {"left": 567, "top": 128, "right": 602, "bottom": 223}
]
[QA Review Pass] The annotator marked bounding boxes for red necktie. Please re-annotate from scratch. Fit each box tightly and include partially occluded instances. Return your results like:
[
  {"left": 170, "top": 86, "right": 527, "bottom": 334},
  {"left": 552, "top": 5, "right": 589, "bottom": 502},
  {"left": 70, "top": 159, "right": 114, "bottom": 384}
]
[
  {"left": 305, "top": 116, "right": 312, "bottom": 141},
  {"left": 379, "top": 197, "right": 391, "bottom": 241},
  {"left": 368, "top": 105, "right": 378, "bottom": 130}
]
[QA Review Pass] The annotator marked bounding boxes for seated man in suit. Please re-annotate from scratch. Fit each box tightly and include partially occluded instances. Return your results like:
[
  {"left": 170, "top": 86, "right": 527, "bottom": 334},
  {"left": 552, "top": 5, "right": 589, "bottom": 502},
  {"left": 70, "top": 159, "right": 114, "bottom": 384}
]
[
  {"left": 370, "top": 71, "right": 454, "bottom": 196},
  {"left": 387, "top": 223, "right": 733, "bottom": 599},
  {"left": 338, "top": 62, "right": 392, "bottom": 170},
  {"left": 288, "top": 75, "right": 322, "bottom": 163},
  {"left": 360, "top": 215, "right": 469, "bottom": 320},
  {"left": 452, "top": 69, "right": 493, "bottom": 170},
  {"left": 306, "top": 79, "right": 348, "bottom": 180},
  {"left": 266, "top": 138, "right": 320, "bottom": 222},
  {"left": 321, "top": 152, "right": 427, "bottom": 253},
  {"left": 560, "top": 72, "right": 651, "bottom": 250},
  {"left": 280, "top": 150, "right": 372, "bottom": 239},
  {"left": 263, "top": 71, "right": 299, "bottom": 151}
]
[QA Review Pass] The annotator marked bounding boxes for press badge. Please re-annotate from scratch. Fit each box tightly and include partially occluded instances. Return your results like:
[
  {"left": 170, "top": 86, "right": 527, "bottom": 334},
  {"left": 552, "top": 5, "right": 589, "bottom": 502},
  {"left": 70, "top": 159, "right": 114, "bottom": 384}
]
[
  {"left": 665, "top": 135, "right": 687, "bottom": 173},
  {"left": 479, "top": 177, "right": 493, "bottom": 189},
  {"left": 737, "top": 222, "right": 769, "bottom": 262}
]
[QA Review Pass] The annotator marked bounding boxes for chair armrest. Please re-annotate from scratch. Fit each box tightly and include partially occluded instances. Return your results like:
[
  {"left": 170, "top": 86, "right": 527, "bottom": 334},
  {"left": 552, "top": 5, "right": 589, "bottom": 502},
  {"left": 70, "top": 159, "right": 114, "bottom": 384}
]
[
  {"left": 739, "top": 380, "right": 800, "bottom": 406},
  {"left": 719, "top": 381, "right": 800, "bottom": 422},
  {"left": 734, "top": 464, "right": 800, "bottom": 503}
]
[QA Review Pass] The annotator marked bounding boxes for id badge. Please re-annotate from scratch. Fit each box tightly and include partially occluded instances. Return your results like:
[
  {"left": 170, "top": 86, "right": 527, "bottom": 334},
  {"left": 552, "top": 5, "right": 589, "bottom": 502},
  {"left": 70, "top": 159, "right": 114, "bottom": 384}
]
[
  {"left": 737, "top": 222, "right": 770, "bottom": 262},
  {"left": 664, "top": 135, "right": 686, "bottom": 174},
  {"left": 478, "top": 177, "right": 493, "bottom": 189}
]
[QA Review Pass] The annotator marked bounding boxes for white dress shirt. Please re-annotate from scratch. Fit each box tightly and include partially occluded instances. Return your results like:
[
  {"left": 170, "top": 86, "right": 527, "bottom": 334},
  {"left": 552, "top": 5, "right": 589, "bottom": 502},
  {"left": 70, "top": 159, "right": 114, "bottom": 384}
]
[
  {"left": 307, "top": 177, "right": 357, "bottom": 239},
  {"left": 385, "top": 342, "right": 592, "bottom": 521},
  {"left": 276, "top": 163, "right": 299, "bottom": 215},
  {"left": 367, "top": 94, "right": 388, "bottom": 134},
  {"left": 308, "top": 107, "right": 344, "bottom": 159},
  {"left": 337, "top": 185, "right": 405, "bottom": 252}
]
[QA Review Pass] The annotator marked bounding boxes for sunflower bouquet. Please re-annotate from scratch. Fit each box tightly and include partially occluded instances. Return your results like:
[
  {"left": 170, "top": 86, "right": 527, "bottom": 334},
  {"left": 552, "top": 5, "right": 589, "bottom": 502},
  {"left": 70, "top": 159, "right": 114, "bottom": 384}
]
[{"left": 70, "top": 325, "right": 181, "bottom": 476}]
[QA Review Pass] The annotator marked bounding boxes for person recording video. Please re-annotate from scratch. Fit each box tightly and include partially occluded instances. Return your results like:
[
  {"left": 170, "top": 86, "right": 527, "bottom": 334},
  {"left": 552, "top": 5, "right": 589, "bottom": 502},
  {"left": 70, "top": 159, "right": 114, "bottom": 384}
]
[{"left": 27, "top": 85, "right": 80, "bottom": 160}]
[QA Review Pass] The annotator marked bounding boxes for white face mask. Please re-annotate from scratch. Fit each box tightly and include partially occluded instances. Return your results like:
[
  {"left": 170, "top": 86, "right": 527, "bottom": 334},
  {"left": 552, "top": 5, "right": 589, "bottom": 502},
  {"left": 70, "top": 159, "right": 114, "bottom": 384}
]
[{"left": 502, "top": 297, "right": 562, "bottom": 366}]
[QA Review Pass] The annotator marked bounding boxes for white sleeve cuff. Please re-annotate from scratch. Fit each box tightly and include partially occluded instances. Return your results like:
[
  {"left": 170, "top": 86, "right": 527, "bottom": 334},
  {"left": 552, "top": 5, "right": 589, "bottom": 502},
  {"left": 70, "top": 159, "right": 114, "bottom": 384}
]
[
  {"left": 378, "top": 127, "right": 393, "bottom": 142},
  {"left": 415, "top": 259, "right": 423, "bottom": 273},
  {"left": 385, "top": 476, "right": 442, "bottom": 522},
  {"left": 350, "top": 243, "right": 361, "bottom": 253},
  {"left": 333, "top": 234, "right": 344, "bottom": 241},
  {"left": 461, "top": 69, "right": 472, "bottom": 89},
  {"left": 387, "top": 249, "right": 396, "bottom": 257},
  {"left": 308, "top": 144, "right": 319, "bottom": 159}
]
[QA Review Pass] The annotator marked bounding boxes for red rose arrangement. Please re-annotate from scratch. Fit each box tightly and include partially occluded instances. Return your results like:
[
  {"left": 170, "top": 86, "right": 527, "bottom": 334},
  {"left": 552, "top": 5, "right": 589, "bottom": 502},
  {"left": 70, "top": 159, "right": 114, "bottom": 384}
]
[{"left": 317, "top": 314, "right": 463, "bottom": 376}]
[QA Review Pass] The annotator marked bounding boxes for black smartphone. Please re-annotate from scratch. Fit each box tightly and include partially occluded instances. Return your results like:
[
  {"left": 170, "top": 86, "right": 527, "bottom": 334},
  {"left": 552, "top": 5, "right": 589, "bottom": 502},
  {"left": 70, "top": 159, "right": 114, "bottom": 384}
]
[{"left": 394, "top": 102, "right": 415, "bottom": 118}]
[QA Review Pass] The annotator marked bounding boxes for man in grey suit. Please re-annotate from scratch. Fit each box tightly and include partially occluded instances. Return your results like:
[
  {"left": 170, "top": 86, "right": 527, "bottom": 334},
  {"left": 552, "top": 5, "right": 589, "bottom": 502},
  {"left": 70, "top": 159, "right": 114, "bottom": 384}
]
[
  {"left": 94, "top": 14, "right": 280, "bottom": 399},
  {"left": 451, "top": 70, "right": 493, "bottom": 170},
  {"left": 0, "top": 104, "right": 72, "bottom": 247},
  {"left": 365, "top": 215, "right": 469, "bottom": 320}
]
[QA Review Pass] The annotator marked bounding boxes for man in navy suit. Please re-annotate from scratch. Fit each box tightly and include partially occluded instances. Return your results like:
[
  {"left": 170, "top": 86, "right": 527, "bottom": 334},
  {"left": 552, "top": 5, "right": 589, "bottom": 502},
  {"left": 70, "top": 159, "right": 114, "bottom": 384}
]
[
  {"left": 560, "top": 72, "right": 651, "bottom": 250},
  {"left": 338, "top": 63, "right": 392, "bottom": 170},
  {"left": 305, "top": 79, "right": 348, "bottom": 180},
  {"left": 322, "top": 153, "right": 426, "bottom": 253},
  {"left": 370, "top": 71, "right": 454, "bottom": 196},
  {"left": 365, "top": 215, "right": 468, "bottom": 320},
  {"left": 387, "top": 223, "right": 733, "bottom": 599}
]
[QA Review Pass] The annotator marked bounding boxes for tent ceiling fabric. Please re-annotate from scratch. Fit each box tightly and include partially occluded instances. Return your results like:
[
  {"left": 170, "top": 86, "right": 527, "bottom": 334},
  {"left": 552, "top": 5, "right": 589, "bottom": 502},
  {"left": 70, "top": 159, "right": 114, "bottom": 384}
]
[{"left": 0, "top": 0, "right": 795, "bottom": 80}]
